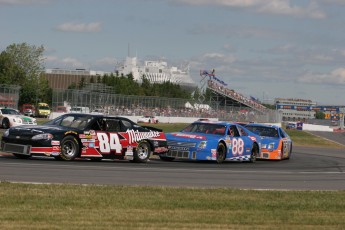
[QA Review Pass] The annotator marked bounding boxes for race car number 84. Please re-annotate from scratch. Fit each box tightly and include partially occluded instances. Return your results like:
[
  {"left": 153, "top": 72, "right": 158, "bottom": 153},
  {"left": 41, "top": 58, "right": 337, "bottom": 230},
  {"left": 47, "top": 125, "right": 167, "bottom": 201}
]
[
  {"left": 97, "top": 133, "right": 122, "bottom": 153},
  {"left": 232, "top": 138, "right": 244, "bottom": 156}
]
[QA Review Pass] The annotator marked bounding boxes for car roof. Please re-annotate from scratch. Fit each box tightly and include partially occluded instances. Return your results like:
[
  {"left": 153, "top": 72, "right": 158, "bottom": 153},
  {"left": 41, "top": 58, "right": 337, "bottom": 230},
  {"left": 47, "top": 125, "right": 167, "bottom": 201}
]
[
  {"left": 246, "top": 123, "right": 280, "bottom": 129},
  {"left": 192, "top": 120, "right": 242, "bottom": 126},
  {"left": 61, "top": 113, "right": 133, "bottom": 121}
]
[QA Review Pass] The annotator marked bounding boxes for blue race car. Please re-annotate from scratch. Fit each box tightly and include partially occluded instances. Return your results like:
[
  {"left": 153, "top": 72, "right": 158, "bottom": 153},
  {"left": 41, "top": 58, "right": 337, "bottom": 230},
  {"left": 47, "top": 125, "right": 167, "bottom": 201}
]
[
  {"left": 159, "top": 121, "right": 261, "bottom": 163},
  {"left": 245, "top": 123, "right": 292, "bottom": 160}
]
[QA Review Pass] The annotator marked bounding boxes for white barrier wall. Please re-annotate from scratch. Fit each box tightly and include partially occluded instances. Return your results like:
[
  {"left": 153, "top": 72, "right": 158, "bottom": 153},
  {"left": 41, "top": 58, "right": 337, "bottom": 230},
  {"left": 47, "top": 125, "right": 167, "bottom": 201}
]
[
  {"left": 49, "top": 112, "right": 218, "bottom": 124},
  {"left": 48, "top": 113, "right": 334, "bottom": 132},
  {"left": 302, "top": 123, "right": 333, "bottom": 132}
]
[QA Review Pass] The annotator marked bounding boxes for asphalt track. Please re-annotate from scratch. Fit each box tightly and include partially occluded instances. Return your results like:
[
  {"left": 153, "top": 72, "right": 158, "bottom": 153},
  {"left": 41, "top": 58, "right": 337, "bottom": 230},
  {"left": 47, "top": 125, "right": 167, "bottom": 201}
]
[{"left": 1, "top": 145, "right": 344, "bottom": 190}]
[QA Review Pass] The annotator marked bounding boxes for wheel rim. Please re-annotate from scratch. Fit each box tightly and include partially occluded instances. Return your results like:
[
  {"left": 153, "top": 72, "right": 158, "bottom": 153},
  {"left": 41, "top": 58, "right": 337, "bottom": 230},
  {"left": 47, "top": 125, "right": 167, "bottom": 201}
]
[
  {"left": 62, "top": 140, "right": 77, "bottom": 157},
  {"left": 137, "top": 144, "right": 149, "bottom": 160},
  {"left": 3, "top": 120, "right": 9, "bottom": 129}
]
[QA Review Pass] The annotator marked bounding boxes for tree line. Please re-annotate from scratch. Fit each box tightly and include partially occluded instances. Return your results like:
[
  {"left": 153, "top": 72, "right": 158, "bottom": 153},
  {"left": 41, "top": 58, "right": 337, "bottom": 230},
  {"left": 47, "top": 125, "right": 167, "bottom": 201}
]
[{"left": 68, "top": 72, "right": 193, "bottom": 99}]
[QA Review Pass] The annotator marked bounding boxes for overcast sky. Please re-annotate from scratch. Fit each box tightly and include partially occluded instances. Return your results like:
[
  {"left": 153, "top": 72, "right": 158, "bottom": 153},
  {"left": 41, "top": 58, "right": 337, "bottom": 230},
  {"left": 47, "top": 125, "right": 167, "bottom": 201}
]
[{"left": 1, "top": 0, "right": 345, "bottom": 105}]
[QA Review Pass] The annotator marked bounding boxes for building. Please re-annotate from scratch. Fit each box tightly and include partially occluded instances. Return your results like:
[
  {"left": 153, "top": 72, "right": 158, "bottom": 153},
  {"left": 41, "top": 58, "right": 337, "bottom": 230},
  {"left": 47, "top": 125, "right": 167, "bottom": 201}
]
[
  {"left": 275, "top": 98, "right": 316, "bottom": 121},
  {"left": 44, "top": 69, "right": 112, "bottom": 90},
  {"left": 116, "top": 57, "right": 197, "bottom": 92}
]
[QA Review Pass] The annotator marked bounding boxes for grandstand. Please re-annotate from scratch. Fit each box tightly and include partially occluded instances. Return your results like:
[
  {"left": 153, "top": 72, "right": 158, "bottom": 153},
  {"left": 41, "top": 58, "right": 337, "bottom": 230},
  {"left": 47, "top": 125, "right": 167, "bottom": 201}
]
[{"left": 199, "top": 70, "right": 267, "bottom": 114}]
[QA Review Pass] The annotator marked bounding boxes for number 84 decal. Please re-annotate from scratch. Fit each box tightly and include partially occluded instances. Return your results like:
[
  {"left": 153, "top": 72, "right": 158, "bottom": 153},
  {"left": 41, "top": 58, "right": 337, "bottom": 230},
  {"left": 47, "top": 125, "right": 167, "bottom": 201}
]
[{"left": 232, "top": 138, "right": 244, "bottom": 156}]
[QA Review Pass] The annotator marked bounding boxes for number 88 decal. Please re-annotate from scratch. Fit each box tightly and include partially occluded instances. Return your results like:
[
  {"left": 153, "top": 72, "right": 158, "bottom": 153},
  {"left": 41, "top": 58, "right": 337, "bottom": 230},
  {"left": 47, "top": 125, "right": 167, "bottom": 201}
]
[{"left": 232, "top": 138, "right": 244, "bottom": 156}]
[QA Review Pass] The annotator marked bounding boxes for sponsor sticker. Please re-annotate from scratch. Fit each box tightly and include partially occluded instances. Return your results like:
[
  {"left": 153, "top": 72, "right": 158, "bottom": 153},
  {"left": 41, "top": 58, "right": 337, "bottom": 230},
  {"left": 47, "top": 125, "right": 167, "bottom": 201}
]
[{"left": 51, "top": 141, "right": 60, "bottom": 145}]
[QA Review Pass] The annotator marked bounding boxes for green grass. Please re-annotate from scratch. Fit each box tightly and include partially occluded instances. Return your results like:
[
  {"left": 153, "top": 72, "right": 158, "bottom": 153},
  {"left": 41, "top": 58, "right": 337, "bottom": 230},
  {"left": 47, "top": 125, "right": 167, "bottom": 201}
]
[{"left": 0, "top": 182, "right": 344, "bottom": 229}]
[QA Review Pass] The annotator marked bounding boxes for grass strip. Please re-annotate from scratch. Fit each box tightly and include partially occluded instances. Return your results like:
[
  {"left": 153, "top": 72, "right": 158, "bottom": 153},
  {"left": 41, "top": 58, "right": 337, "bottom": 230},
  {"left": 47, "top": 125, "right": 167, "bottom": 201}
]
[{"left": 0, "top": 182, "right": 344, "bottom": 229}]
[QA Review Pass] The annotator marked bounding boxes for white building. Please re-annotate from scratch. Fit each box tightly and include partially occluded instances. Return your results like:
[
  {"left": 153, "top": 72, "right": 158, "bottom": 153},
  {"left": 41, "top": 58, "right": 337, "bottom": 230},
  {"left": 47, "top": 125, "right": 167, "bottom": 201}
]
[
  {"left": 116, "top": 57, "right": 196, "bottom": 90},
  {"left": 275, "top": 98, "right": 317, "bottom": 121}
]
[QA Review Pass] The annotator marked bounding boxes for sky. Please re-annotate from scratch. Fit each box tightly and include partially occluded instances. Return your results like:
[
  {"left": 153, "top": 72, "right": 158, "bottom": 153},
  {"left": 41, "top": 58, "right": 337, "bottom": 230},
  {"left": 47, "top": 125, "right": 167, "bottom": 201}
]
[{"left": 1, "top": 0, "right": 345, "bottom": 105}]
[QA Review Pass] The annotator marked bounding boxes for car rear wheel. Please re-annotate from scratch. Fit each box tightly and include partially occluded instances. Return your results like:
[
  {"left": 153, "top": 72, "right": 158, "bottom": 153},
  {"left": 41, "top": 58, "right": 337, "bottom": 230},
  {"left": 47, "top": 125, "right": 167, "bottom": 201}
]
[
  {"left": 2, "top": 118, "right": 10, "bottom": 129},
  {"left": 133, "top": 140, "right": 150, "bottom": 163},
  {"left": 250, "top": 144, "right": 258, "bottom": 163},
  {"left": 216, "top": 142, "right": 226, "bottom": 163},
  {"left": 59, "top": 136, "right": 80, "bottom": 161}
]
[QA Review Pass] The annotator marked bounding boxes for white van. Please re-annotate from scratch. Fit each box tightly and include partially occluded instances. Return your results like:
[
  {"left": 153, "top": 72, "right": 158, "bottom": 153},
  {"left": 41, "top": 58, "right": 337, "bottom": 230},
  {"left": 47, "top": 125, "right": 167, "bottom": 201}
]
[{"left": 70, "top": 106, "right": 90, "bottom": 114}]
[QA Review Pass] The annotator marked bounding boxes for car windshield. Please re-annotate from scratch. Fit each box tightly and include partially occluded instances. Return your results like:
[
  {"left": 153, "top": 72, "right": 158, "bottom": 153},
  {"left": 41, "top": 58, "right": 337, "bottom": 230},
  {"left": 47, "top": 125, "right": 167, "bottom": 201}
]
[
  {"left": 45, "top": 115, "right": 93, "bottom": 129},
  {"left": 246, "top": 126, "right": 279, "bottom": 137},
  {"left": 38, "top": 106, "right": 50, "bottom": 110},
  {"left": 181, "top": 123, "right": 226, "bottom": 135},
  {"left": 1, "top": 108, "right": 21, "bottom": 115}
]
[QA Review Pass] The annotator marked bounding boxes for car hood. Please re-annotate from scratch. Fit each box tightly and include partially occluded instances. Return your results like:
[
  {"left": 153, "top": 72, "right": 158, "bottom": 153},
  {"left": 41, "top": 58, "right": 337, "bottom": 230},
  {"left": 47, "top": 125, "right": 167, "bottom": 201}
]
[
  {"left": 166, "top": 132, "right": 208, "bottom": 142},
  {"left": 8, "top": 125, "right": 78, "bottom": 136}
]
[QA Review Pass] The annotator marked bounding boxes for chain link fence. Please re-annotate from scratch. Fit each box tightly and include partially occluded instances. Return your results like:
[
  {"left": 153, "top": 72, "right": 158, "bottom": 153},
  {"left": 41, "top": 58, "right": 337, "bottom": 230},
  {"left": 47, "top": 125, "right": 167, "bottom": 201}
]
[
  {"left": 52, "top": 87, "right": 278, "bottom": 123},
  {"left": 0, "top": 84, "right": 20, "bottom": 109}
]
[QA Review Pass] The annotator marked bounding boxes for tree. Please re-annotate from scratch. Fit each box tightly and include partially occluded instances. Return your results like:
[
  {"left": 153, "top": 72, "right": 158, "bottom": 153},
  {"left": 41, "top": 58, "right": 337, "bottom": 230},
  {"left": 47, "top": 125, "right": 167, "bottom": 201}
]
[
  {"left": 315, "top": 111, "right": 325, "bottom": 119},
  {"left": 0, "top": 43, "right": 46, "bottom": 105}
]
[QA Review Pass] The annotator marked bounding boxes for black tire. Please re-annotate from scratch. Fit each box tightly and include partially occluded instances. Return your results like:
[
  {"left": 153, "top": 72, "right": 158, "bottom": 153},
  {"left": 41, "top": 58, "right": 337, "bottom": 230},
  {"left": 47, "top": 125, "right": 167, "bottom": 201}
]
[
  {"left": 13, "top": 153, "right": 31, "bottom": 159},
  {"left": 59, "top": 136, "right": 80, "bottom": 161},
  {"left": 250, "top": 143, "right": 258, "bottom": 163},
  {"left": 287, "top": 144, "right": 292, "bottom": 160},
  {"left": 159, "top": 155, "right": 175, "bottom": 161},
  {"left": 2, "top": 118, "right": 10, "bottom": 129},
  {"left": 216, "top": 142, "right": 226, "bottom": 163},
  {"left": 133, "top": 140, "right": 150, "bottom": 163}
]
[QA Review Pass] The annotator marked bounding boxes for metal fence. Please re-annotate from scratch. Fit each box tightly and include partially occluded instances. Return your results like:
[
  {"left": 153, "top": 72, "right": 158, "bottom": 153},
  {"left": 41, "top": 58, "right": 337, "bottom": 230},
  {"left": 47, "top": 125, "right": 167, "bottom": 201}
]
[
  {"left": 0, "top": 84, "right": 20, "bottom": 109},
  {"left": 52, "top": 88, "right": 278, "bottom": 123}
]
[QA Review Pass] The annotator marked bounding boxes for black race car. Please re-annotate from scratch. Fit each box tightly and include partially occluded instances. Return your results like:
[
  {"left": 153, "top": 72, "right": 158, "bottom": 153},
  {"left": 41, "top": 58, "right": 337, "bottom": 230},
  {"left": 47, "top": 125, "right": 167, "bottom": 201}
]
[{"left": 1, "top": 113, "right": 168, "bottom": 163}]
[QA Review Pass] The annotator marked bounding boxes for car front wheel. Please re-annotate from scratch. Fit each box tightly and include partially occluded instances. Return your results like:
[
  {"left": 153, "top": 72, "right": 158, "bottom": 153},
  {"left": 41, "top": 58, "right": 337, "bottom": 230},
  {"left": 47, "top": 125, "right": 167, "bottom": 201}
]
[
  {"left": 216, "top": 142, "right": 226, "bottom": 163},
  {"left": 2, "top": 118, "right": 10, "bottom": 129},
  {"left": 59, "top": 136, "right": 80, "bottom": 161}
]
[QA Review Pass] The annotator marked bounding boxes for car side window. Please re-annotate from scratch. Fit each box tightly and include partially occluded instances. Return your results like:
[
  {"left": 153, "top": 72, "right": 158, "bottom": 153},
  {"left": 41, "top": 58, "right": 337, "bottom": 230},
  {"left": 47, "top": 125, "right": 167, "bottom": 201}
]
[
  {"left": 228, "top": 125, "right": 240, "bottom": 137},
  {"left": 121, "top": 120, "right": 133, "bottom": 130},
  {"left": 60, "top": 116, "right": 75, "bottom": 127},
  {"left": 106, "top": 119, "right": 121, "bottom": 132},
  {"left": 238, "top": 127, "right": 247, "bottom": 136}
]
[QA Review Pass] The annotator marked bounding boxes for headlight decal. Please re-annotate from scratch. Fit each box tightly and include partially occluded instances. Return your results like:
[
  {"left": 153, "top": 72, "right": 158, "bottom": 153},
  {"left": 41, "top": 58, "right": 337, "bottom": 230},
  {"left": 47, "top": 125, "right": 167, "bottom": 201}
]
[{"left": 32, "top": 133, "right": 54, "bottom": 140}]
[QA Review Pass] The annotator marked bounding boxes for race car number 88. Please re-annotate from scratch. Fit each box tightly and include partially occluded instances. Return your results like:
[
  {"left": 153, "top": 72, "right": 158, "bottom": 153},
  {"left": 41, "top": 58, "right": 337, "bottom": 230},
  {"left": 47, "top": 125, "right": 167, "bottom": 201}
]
[
  {"left": 97, "top": 133, "right": 122, "bottom": 153},
  {"left": 232, "top": 138, "right": 244, "bottom": 156}
]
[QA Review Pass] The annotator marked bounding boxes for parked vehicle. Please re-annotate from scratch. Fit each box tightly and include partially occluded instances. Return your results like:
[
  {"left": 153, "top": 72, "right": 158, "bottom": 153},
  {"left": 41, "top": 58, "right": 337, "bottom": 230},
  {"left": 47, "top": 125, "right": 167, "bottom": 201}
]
[
  {"left": 137, "top": 116, "right": 158, "bottom": 124},
  {"left": 70, "top": 106, "right": 90, "bottom": 114},
  {"left": 21, "top": 104, "right": 36, "bottom": 117},
  {"left": 54, "top": 106, "right": 67, "bottom": 113},
  {"left": 36, "top": 103, "right": 51, "bottom": 118}
]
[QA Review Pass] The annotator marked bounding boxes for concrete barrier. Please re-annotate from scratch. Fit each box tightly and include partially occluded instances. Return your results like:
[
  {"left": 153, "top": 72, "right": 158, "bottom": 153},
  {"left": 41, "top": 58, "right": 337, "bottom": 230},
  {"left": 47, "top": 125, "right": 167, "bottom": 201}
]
[{"left": 302, "top": 123, "right": 333, "bottom": 132}]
